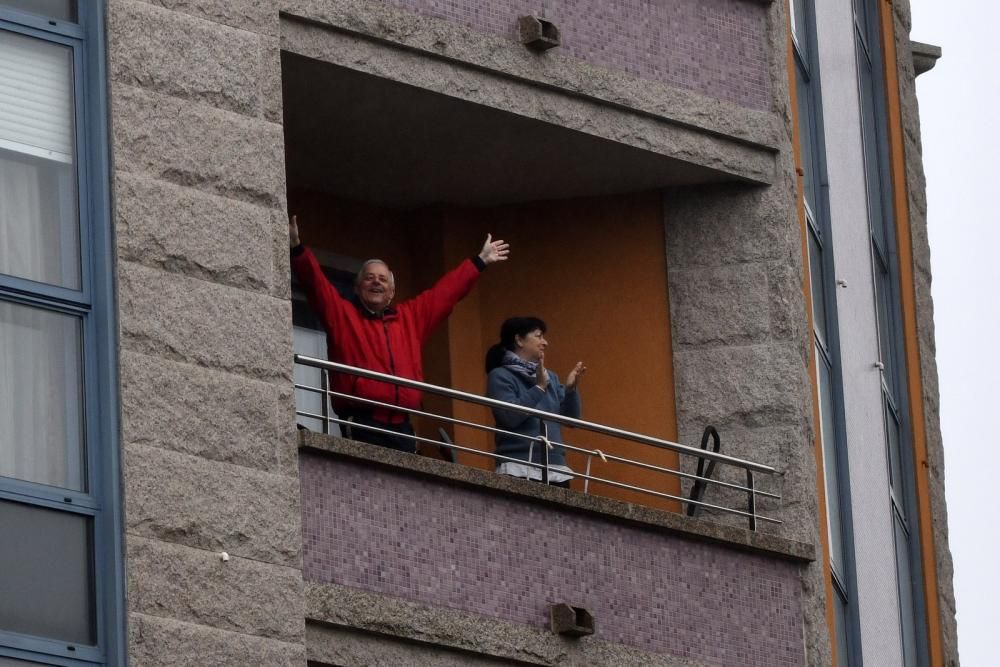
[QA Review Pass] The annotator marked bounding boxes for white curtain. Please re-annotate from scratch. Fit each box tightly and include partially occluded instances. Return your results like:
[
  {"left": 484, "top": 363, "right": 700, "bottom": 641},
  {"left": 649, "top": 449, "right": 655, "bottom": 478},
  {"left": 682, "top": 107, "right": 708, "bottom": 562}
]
[
  {"left": 0, "top": 300, "right": 83, "bottom": 491},
  {"left": 294, "top": 324, "right": 341, "bottom": 436},
  {"left": 0, "top": 158, "right": 83, "bottom": 491}
]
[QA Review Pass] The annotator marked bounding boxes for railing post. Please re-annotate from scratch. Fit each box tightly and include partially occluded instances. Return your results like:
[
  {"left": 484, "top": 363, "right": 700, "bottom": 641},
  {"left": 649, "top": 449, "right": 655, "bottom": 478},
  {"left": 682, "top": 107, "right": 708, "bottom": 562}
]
[
  {"left": 746, "top": 469, "right": 757, "bottom": 531},
  {"left": 321, "top": 369, "right": 330, "bottom": 436},
  {"left": 542, "top": 422, "right": 550, "bottom": 485}
]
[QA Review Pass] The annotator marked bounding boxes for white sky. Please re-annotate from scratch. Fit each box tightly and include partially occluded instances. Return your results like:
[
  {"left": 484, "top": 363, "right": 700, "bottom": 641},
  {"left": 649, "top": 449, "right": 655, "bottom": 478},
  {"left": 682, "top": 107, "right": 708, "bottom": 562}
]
[{"left": 908, "top": 1, "right": 999, "bottom": 664}]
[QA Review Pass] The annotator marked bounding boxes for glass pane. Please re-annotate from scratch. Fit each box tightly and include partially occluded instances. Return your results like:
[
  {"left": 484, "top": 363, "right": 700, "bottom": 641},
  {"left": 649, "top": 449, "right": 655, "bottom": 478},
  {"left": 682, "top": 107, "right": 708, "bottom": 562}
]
[
  {"left": 0, "top": 656, "right": 51, "bottom": 666},
  {"left": 795, "top": 68, "right": 817, "bottom": 215},
  {"left": 0, "top": 0, "right": 76, "bottom": 22},
  {"left": 876, "top": 272, "right": 896, "bottom": 390},
  {"left": 885, "top": 402, "right": 905, "bottom": 503},
  {"left": 791, "top": 0, "right": 809, "bottom": 55},
  {"left": 0, "top": 300, "right": 85, "bottom": 491},
  {"left": 0, "top": 499, "right": 95, "bottom": 645},
  {"left": 0, "top": 31, "right": 80, "bottom": 289},
  {"left": 293, "top": 320, "right": 341, "bottom": 437},
  {"left": 894, "top": 518, "right": 918, "bottom": 666},
  {"left": 833, "top": 587, "right": 851, "bottom": 666},
  {"left": 817, "top": 351, "right": 845, "bottom": 573},
  {"left": 808, "top": 230, "right": 828, "bottom": 344}
]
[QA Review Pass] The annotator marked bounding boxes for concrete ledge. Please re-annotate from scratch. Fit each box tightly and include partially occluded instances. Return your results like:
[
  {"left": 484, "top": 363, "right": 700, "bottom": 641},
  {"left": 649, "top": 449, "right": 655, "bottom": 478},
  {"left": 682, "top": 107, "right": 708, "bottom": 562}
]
[
  {"left": 298, "top": 430, "right": 814, "bottom": 562},
  {"left": 910, "top": 40, "right": 942, "bottom": 77},
  {"left": 278, "top": 7, "right": 779, "bottom": 185},
  {"left": 306, "top": 582, "right": 714, "bottom": 667}
]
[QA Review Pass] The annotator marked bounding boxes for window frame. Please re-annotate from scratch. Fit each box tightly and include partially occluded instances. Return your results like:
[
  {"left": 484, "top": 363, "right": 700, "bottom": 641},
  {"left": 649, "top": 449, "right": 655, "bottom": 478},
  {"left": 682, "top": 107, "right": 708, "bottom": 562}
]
[{"left": 0, "top": 2, "right": 124, "bottom": 665}]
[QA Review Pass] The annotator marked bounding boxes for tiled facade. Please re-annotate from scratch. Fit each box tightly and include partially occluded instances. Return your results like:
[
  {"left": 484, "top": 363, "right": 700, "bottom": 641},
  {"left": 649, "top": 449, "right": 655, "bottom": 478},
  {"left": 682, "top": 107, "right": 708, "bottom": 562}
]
[
  {"left": 381, "top": 0, "right": 771, "bottom": 109},
  {"left": 301, "top": 452, "right": 805, "bottom": 666}
]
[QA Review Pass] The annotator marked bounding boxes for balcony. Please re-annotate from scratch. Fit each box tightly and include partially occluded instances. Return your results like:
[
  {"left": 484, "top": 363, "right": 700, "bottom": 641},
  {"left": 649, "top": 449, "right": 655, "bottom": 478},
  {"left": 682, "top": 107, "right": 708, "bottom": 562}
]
[{"left": 295, "top": 357, "right": 813, "bottom": 666}]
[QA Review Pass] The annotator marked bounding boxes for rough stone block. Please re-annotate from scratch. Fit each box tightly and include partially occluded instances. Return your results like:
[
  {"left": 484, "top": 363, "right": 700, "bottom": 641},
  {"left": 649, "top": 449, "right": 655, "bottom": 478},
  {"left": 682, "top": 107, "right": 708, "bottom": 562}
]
[
  {"left": 134, "top": 0, "right": 278, "bottom": 36},
  {"left": 115, "top": 172, "right": 273, "bottom": 293},
  {"left": 109, "top": 0, "right": 263, "bottom": 116},
  {"left": 673, "top": 343, "right": 810, "bottom": 431},
  {"left": 260, "top": 35, "right": 283, "bottom": 123},
  {"left": 112, "top": 84, "right": 285, "bottom": 208},
  {"left": 664, "top": 183, "right": 798, "bottom": 268},
  {"left": 127, "top": 536, "right": 305, "bottom": 642},
  {"left": 669, "top": 263, "right": 771, "bottom": 346},
  {"left": 124, "top": 443, "right": 301, "bottom": 567},
  {"left": 129, "top": 612, "right": 305, "bottom": 666},
  {"left": 767, "top": 259, "right": 808, "bottom": 342},
  {"left": 117, "top": 261, "right": 293, "bottom": 383},
  {"left": 270, "top": 208, "right": 293, "bottom": 300},
  {"left": 120, "top": 350, "right": 292, "bottom": 473}
]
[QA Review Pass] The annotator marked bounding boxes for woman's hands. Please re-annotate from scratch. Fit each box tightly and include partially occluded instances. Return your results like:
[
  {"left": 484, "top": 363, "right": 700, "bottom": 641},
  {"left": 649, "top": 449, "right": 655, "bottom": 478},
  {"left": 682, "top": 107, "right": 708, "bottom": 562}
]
[
  {"left": 566, "top": 361, "right": 587, "bottom": 392},
  {"left": 535, "top": 352, "right": 549, "bottom": 391},
  {"left": 536, "top": 356, "right": 587, "bottom": 393}
]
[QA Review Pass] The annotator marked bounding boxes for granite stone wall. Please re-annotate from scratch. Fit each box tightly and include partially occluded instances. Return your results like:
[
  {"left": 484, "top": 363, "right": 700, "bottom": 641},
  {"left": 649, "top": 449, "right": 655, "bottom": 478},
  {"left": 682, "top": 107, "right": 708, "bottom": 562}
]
[
  {"left": 888, "top": 0, "right": 959, "bottom": 663},
  {"left": 107, "top": 0, "right": 304, "bottom": 663},
  {"left": 662, "top": 0, "right": 832, "bottom": 664},
  {"left": 300, "top": 451, "right": 806, "bottom": 666}
]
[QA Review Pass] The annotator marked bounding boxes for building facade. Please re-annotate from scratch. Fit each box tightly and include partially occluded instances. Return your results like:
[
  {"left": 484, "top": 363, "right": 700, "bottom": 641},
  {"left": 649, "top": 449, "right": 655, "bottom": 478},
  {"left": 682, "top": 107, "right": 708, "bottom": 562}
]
[{"left": 0, "top": 0, "right": 956, "bottom": 665}]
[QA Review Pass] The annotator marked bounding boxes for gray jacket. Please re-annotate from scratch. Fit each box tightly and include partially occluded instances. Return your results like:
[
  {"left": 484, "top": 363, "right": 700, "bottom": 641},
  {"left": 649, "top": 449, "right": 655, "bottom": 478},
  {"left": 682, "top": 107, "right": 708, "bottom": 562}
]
[{"left": 486, "top": 366, "right": 582, "bottom": 467}]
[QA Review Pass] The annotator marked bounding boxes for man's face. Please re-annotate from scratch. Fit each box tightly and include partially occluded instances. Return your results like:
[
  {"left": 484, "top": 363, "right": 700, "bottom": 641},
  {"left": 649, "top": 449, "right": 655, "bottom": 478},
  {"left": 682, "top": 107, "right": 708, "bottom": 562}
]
[{"left": 356, "top": 262, "right": 395, "bottom": 312}]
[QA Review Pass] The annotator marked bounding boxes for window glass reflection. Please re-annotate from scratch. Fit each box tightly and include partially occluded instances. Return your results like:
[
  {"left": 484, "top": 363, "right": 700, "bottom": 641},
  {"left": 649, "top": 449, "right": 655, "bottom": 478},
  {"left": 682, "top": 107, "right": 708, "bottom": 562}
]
[
  {"left": 0, "top": 31, "right": 80, "bottom": 290},
  {"left": 0, "top": 300, "right": 85, "bottom": 491}
]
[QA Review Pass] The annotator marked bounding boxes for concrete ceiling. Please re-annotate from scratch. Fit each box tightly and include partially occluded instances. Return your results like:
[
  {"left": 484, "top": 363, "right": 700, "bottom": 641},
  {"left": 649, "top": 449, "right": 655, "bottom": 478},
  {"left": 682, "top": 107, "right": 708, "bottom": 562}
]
[{"left": 281, "top": 52, "right": 728, "bottom": 209}]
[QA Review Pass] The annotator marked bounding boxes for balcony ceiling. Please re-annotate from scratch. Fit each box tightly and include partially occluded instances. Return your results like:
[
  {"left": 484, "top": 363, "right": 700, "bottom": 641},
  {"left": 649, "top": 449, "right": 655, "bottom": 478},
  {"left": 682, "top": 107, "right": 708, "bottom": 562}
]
[{"left": 281, "top": 52, "right": 729, "bottom": 209}]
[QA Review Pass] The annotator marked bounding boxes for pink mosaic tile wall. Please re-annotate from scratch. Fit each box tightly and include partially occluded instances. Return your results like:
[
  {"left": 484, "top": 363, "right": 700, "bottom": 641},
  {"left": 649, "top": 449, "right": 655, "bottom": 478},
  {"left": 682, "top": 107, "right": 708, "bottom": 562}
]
[
  {"left": 381, "top": 0, "right": 771, "bottom": 110},
  {"left": 300, "top": 453, "right": 804, "bottom": 665}
]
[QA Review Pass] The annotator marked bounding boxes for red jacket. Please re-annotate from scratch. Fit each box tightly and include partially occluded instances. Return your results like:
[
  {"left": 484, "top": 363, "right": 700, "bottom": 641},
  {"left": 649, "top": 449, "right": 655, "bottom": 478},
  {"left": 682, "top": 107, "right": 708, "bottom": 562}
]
[{"left": 291, "top": 247, "right": 482, "bottom": 423}]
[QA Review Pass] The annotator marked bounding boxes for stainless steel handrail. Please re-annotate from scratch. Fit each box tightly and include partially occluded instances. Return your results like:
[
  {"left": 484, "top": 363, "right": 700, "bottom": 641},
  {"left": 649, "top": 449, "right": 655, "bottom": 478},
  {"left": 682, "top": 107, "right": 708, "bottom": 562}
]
[
  {"left": 296, "top": 355, "right": 775, "bottom": 474},
  {"left": 294, "top": 355, "right": 781, "bottom": 528},
  {"left": 294, "top": 383, "right": 781, "bottom": 501}
]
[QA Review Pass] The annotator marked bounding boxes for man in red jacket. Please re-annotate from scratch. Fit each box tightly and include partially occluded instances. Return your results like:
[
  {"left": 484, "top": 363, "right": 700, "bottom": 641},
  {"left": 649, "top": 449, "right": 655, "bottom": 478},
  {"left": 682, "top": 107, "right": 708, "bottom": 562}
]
[{"left": 289, "top": 215, "right": 510, "bottom": 452}]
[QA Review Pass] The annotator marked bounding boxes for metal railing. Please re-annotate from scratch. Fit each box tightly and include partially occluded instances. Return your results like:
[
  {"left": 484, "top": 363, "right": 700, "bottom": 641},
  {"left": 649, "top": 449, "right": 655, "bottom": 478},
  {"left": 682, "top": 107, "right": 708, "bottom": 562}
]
[{"left": 294, "top": 355, "right": 780, "bottom": 530}]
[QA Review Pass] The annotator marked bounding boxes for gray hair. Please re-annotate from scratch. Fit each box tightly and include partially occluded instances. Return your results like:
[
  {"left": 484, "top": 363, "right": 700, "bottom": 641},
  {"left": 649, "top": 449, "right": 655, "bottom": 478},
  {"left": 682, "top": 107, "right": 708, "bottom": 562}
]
[{"left": 355, "top": 259, "right": 395, "bottom": 290}]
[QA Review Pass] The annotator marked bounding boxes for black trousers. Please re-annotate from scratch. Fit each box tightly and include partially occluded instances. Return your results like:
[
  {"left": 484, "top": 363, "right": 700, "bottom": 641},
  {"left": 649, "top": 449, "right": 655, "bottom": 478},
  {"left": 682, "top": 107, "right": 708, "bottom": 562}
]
[{"left": 343, "top": 412, "right": 416, "bottom": 454}]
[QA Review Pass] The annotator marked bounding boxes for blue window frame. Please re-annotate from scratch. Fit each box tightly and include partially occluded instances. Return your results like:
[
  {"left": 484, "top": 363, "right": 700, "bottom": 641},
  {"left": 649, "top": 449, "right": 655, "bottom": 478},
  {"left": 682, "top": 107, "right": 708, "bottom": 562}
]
[
  {"left": 0, "top": 3, "right": 123, "bottom": 665},
  {"left": 790, "top": 1, "right": 863, "bottom": 664},
  {"left": 853, "top": 0, "right": 928, "bottom": 663}
]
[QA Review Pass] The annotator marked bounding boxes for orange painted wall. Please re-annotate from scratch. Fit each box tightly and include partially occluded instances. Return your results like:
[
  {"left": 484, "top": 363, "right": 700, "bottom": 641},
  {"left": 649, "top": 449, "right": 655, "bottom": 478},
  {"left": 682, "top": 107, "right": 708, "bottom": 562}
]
[{"left": 289, "top": 189, "right": 680, "bottom": 511}]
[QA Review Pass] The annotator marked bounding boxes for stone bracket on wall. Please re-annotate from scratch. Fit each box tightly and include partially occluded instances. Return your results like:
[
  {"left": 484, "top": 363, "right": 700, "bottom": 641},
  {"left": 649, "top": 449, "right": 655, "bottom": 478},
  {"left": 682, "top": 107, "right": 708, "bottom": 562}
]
[{"left": 278, "top": 3, "right": 782, "bottom": 189}]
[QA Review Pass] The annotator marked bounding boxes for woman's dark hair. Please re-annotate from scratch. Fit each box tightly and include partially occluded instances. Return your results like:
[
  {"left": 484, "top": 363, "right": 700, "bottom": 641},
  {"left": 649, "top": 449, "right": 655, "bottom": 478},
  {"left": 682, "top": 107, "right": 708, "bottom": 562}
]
[{"left": 484, "top": 316, "right": 547, "bottom": 373}]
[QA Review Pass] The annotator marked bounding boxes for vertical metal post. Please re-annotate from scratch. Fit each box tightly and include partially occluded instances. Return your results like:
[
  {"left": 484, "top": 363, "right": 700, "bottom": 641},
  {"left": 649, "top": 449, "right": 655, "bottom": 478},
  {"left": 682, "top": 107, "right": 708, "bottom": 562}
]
[
  {"left": 321, "top": 369, "right": 330, "bottom": 435},
  {"left": 541, "top": 423, "right": 550, "bottom": 485},
  {"left": 584, "top": 455, "right": 592, "bottom": 494},
  {"left": 746, "top": 469, "right": 757, "bottom": 531}
]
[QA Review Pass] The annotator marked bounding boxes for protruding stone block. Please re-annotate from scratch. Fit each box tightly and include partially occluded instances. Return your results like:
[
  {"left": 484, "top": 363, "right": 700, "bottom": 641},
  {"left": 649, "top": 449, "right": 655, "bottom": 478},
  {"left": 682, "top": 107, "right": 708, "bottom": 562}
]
[
  {"left": 129, "top": 613, "right": 306, "bottom": 666},
  {"left": 109, "top": 0, "right": 263, "bottom": 116},
  {"left": 127, "top": 536, "right": 305, "bottom": 642},
  {"left": 124, "top": 443, "right": 301, "bottom": 567},
  {"left": 120, "top": 350, "right": 290, "bottom": 473},
  {"left": 112, "top": 84, "right": 285, "bottom": 208},
  {"left": 115, "top": 172, "right": 273, "bottom": 293},
  {"left": 117, "top": 261, "right": 293, "bottom": 383}
]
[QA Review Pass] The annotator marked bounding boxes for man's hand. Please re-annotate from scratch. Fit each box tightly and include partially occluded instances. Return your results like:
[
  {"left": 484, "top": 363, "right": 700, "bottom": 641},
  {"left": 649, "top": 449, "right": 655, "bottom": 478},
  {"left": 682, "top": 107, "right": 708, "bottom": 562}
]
[
  {"left": 535, "top": 352, "right": 549, "bottom": 391},
  {"left": 289, "top": 215, "right": 301, "bottom": 248},
  {"left": 565, "top": 362, "right": 587, "bottom": 392},
  {"left": 478, "top": 233, "right": 510, "bottom": 265}
]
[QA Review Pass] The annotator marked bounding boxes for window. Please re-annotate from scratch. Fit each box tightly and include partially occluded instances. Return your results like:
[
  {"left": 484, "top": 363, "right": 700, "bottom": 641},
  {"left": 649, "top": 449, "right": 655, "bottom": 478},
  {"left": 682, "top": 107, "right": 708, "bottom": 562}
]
[
  {"left": 792, "top": 3, "right": 860, "bottom": 664},
  {"left": 0, "top": 3, "right": 122, "bottom": 665},
  {"left": 854, "top": 0, "right": 927, "bottom": 663}
]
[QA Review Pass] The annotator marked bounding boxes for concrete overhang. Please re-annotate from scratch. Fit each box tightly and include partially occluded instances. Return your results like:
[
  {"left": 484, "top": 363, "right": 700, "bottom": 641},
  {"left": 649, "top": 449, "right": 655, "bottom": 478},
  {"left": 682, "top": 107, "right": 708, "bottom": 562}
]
[
  {"left": 284, "top": 52, "right": 743, "bottom": 208},
  {"left": 279, "top": 14, "right": 779, "bottom": 209}
]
